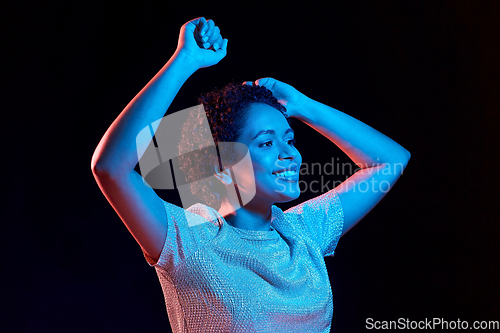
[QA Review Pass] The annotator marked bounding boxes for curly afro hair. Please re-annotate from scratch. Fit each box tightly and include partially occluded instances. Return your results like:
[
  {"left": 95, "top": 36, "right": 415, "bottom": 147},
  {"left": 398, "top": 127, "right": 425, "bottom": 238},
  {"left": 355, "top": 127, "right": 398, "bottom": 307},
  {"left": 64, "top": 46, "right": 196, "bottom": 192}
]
[{"left": 177, "top": 82, "right": 291, "bottom": 210}]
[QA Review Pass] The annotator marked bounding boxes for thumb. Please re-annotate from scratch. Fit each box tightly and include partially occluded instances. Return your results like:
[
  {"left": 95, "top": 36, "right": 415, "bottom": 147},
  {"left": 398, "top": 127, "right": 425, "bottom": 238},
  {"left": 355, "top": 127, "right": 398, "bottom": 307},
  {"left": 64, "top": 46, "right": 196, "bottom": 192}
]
[
  {"left": 255, "top": 77, "right": 276, "bottom": 90},
  {"left": 183, "top": 17, "right": 205, "bottom": 34},
  {"left": 198, "top": 38, "right": 228, "bottom": 68}
]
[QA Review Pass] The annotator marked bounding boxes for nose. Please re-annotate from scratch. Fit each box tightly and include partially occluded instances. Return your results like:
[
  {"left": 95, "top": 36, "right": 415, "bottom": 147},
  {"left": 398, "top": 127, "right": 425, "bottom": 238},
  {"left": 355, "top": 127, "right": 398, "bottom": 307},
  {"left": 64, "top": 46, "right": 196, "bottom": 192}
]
[{"left": 278, "top": 142, "right": 297, "bottom": 161}]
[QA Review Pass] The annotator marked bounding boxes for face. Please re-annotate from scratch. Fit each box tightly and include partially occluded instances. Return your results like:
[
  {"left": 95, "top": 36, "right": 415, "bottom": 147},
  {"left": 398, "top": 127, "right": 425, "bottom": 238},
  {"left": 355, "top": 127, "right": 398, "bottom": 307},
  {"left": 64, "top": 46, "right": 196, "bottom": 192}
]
[{"left": 233, "top": 103, "right": 302, "bottom": 206}]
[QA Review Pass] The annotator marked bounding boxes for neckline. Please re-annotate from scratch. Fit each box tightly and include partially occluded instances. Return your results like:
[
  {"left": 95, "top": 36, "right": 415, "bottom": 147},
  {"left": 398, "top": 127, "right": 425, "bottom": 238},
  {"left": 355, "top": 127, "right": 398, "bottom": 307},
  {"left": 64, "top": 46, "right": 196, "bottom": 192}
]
[
  {"left": 227, "top": 223, "right": 280, "bottom": 240},
  {"left": 207, "top": 204, "right": 282, "bottom": 241}
]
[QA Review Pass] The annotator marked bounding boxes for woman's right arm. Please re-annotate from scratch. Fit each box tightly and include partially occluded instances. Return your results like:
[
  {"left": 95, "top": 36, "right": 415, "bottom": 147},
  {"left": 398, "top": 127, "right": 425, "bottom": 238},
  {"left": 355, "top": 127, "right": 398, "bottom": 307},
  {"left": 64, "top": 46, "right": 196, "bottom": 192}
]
[{"left": 91, "top": 17, "right": 228, "bottom": 263}]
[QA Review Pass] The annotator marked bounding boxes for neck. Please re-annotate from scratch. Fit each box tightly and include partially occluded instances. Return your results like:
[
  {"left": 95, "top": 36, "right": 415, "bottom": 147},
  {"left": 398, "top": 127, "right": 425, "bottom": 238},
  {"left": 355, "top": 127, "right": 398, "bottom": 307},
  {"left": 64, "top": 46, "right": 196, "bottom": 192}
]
[{"left": 218, "top": 198, "right": 273, "bottom": 231}]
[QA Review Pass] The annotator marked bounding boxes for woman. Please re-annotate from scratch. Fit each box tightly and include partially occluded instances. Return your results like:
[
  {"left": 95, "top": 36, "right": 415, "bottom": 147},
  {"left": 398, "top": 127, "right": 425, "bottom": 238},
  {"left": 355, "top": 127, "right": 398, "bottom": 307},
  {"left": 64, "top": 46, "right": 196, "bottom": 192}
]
[{"left": 91, "top": 17, "right": 410, "bottom": 333}]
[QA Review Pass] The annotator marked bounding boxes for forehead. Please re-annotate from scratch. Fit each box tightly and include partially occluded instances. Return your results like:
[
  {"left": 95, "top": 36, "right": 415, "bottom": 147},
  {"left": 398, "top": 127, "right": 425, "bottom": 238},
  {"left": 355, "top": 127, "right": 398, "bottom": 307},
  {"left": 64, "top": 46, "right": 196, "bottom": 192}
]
[{"left": 239, "top": 103, "right": 291, "bottom": 140}]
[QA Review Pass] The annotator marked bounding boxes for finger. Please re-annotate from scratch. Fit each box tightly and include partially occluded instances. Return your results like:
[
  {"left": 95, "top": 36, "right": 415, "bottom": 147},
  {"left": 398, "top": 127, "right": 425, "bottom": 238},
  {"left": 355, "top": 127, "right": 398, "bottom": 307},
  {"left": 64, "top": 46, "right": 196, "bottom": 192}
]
[
  {"left": 211, "top": 32, "right": 223, "bottom": 51},
  {"left": 199, "top": 17, "right": 208, "bottom": 35},
  {"left": 201, "top": 19, "right": 215, "bottom": 47},
  {"left": 194, "top": 17, "right": 206, "bottom": 30},
  {"left": 194, "top": 17, "right": 207, "bottom": 44},
  {"left": 196, "top": 17, "right": 207, "bottom": 37},
  {"left": 242, "top": 81, "right": 253, "bottom": 86},
  {"left": 215, "top": 38, "right": 228, "bottom": 58},
  {"left": 255, "top": 77, "right": 276, "bottom": 90},
  {"left": 186, "top": 17, "right": 204, "bottom": 31},
  {"left": 206, "top": 25, "right": 221, "bottom": 49}
]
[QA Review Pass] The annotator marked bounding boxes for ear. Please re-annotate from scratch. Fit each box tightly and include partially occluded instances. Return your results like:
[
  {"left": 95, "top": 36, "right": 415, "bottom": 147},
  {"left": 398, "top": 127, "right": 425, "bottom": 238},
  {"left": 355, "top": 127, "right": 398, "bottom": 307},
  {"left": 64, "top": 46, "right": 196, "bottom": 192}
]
[
  {"left": 209, "top": 155, "right": 233, "bottom": 185},
  {"left": 213, "top": 164, "right": 233, "bottom": 185}
]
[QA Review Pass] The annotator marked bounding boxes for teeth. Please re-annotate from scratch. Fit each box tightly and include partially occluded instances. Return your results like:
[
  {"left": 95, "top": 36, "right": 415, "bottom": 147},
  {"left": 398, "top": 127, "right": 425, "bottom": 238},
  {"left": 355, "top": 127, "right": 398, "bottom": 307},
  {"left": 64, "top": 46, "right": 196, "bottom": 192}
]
[{"left": 273, "top": 170, "right": 297, "bottom": 177}]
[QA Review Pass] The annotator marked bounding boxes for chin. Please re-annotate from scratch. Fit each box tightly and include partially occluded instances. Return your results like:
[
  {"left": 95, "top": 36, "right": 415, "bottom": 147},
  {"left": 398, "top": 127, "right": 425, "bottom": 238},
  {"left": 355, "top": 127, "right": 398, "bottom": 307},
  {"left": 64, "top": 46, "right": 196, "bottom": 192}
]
[{"left": 275, "top": 188, "right": 301, "bottom": 203}]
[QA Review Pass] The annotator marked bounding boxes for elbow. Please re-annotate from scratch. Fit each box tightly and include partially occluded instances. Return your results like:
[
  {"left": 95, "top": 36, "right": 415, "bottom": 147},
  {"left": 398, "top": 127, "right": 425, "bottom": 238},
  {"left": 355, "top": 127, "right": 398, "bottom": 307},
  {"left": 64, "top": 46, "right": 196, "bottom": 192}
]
[
  {"left": 91, "top": 155, "right": 131, "bottom": 180},
  {"left": 91, "top": 153, "right": 116, "bottom": 178},
  {"left": 91, "top": 152, "right": 104, "bottom": 174},
  {"left": 395, "top": 148, "right": 411, "bottom": 172},
  {"left": 405, "top": 148, "right": 411, "bottom": 163},
  {"left": 402, "top": 148, "right": 411, "bottom": 165},
  {"left": 382, "top": 148, "right": 410, "bottom": 174},
  {"left": 91, "top": 145, "right": 106, "bottom": 174},
  {"left": 91, "top": 158, "right": 109, "bottom": 178}
]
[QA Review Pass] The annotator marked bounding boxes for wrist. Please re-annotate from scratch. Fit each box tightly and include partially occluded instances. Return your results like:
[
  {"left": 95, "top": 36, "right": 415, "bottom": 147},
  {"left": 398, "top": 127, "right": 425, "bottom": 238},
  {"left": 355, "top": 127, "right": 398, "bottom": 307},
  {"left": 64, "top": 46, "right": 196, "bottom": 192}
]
[
  {"left": 291, "top": 95, "right": 314, "bottom": 120},
  {"left": 171, "top": 49, "right": 200, "bottom": 74}
]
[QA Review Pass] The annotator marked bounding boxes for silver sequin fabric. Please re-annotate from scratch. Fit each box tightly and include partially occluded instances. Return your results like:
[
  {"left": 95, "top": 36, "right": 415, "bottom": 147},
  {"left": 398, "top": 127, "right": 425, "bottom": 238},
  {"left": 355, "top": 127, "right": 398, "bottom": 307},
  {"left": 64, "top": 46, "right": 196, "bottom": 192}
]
[{"left": 144, "top": 188, "right": 344, "bottom": 333}]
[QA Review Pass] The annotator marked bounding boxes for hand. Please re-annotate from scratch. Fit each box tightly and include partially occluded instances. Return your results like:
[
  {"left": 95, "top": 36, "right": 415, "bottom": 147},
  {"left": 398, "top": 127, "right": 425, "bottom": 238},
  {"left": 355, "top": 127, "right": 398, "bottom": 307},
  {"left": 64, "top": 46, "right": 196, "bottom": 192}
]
[
  {"left": 243, "top": 78, "right": 309, "bottom": 118},
  {"left": 176, "top": 17, "right": 228, "bottom": 69}
]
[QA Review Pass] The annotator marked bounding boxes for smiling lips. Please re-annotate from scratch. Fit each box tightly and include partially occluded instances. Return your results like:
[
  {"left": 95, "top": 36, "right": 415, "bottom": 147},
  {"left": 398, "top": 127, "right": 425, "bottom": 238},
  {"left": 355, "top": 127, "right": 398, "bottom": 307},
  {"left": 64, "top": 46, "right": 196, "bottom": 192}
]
[
  {"left": 272, "top": 166, "right": 298, "bottom": 178},
  {"left": 273, "top": 169, "right": 298, "bottom": 178}
]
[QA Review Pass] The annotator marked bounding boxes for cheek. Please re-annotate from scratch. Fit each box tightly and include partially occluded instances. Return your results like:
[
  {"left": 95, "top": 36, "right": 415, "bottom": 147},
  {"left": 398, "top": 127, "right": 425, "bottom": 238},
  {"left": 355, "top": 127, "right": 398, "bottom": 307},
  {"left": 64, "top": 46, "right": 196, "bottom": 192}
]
[
  {"left": 231, "top": 150, "right": 258, "bottom": 184},
  {"left": 247, "top": 150, "right": 270, "bottom": 172},
  {"left": 252, "top": 155, "right": 275, "bottom": 175}
]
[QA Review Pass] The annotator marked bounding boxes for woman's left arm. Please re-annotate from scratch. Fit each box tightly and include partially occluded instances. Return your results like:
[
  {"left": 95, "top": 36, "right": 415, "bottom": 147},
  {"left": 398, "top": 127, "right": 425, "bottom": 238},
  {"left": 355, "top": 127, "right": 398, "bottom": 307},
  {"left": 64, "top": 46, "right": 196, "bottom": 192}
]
[{"left": 251, "top": 78, "right": 411, "bottom": 236}]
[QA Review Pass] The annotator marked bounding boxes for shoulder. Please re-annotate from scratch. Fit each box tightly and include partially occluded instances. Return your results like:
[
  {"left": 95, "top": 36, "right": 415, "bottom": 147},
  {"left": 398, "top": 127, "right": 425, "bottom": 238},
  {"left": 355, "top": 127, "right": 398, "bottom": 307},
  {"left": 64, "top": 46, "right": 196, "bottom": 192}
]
[
  {"left": 271, "top": 204, "right": 307, "bottom": 234},
  {"left": 147, "top": 202, "right": 222, "bottom": 268},
  {"left": 187, "top": 203, "right": 224, "bottom": 228}
]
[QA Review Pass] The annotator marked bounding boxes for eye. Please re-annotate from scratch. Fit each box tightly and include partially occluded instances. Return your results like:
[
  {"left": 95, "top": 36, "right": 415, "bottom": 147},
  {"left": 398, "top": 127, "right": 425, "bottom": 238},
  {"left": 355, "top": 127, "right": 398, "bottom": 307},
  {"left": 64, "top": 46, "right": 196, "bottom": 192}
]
[
  {"left": 287, "top": 138, "right": 296, "bottom": 146},
  {"left": 259, "top": 141, "right": 273, "bottom": 148}
]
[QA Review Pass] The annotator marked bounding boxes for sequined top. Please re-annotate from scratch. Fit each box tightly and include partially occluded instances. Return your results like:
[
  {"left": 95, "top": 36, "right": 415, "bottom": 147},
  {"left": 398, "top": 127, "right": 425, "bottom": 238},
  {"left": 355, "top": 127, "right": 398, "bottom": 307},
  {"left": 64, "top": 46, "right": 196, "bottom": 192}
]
[{"left": 143, "top": 188, "right": 344, "bottom": 333}]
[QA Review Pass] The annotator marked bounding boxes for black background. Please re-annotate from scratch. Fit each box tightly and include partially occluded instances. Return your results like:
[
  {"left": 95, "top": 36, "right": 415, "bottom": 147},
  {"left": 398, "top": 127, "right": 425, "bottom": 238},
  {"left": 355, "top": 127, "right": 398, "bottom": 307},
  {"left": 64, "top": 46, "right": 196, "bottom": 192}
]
[{"left": 3, "top": 0, "right": 499, "bottom": 332}]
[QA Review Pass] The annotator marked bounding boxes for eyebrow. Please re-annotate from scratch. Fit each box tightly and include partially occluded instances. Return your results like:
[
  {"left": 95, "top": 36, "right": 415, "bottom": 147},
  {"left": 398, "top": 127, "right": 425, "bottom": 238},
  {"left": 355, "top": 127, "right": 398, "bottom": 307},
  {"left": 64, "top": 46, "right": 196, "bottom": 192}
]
[{"left": 251, "top": 128, "right": 294, "bottom": 140}]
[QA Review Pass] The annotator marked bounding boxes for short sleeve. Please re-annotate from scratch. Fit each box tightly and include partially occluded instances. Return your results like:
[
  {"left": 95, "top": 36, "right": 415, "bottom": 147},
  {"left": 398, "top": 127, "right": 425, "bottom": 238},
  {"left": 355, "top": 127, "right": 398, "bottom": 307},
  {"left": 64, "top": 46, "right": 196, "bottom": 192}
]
[
  {"left": 143, "top": 200, "right": 221, "bottom": 272},
  {"left": 283, "top": 188, "right": 344, "bottom": 257}
]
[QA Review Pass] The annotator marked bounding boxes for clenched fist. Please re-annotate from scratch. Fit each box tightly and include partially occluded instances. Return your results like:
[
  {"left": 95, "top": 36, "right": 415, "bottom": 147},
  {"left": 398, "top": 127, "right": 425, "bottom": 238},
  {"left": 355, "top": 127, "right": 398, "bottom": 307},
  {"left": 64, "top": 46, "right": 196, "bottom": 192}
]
[{"left": 176, "top": 17, "right": 228, "bottom": 69}]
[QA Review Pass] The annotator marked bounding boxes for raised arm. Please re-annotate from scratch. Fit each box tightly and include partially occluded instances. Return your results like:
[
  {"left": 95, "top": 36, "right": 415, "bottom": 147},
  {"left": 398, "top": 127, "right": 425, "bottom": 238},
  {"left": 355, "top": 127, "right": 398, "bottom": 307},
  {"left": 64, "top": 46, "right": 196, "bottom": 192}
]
[
  {"left": 91, "top": 17, "right": 228, "bottom": 262},
  {"left": 252, "top": 78, "right": 411, "bottom": 236},
  {"left": 92, "top": 17, "right": 227, "bottom": 174}
]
